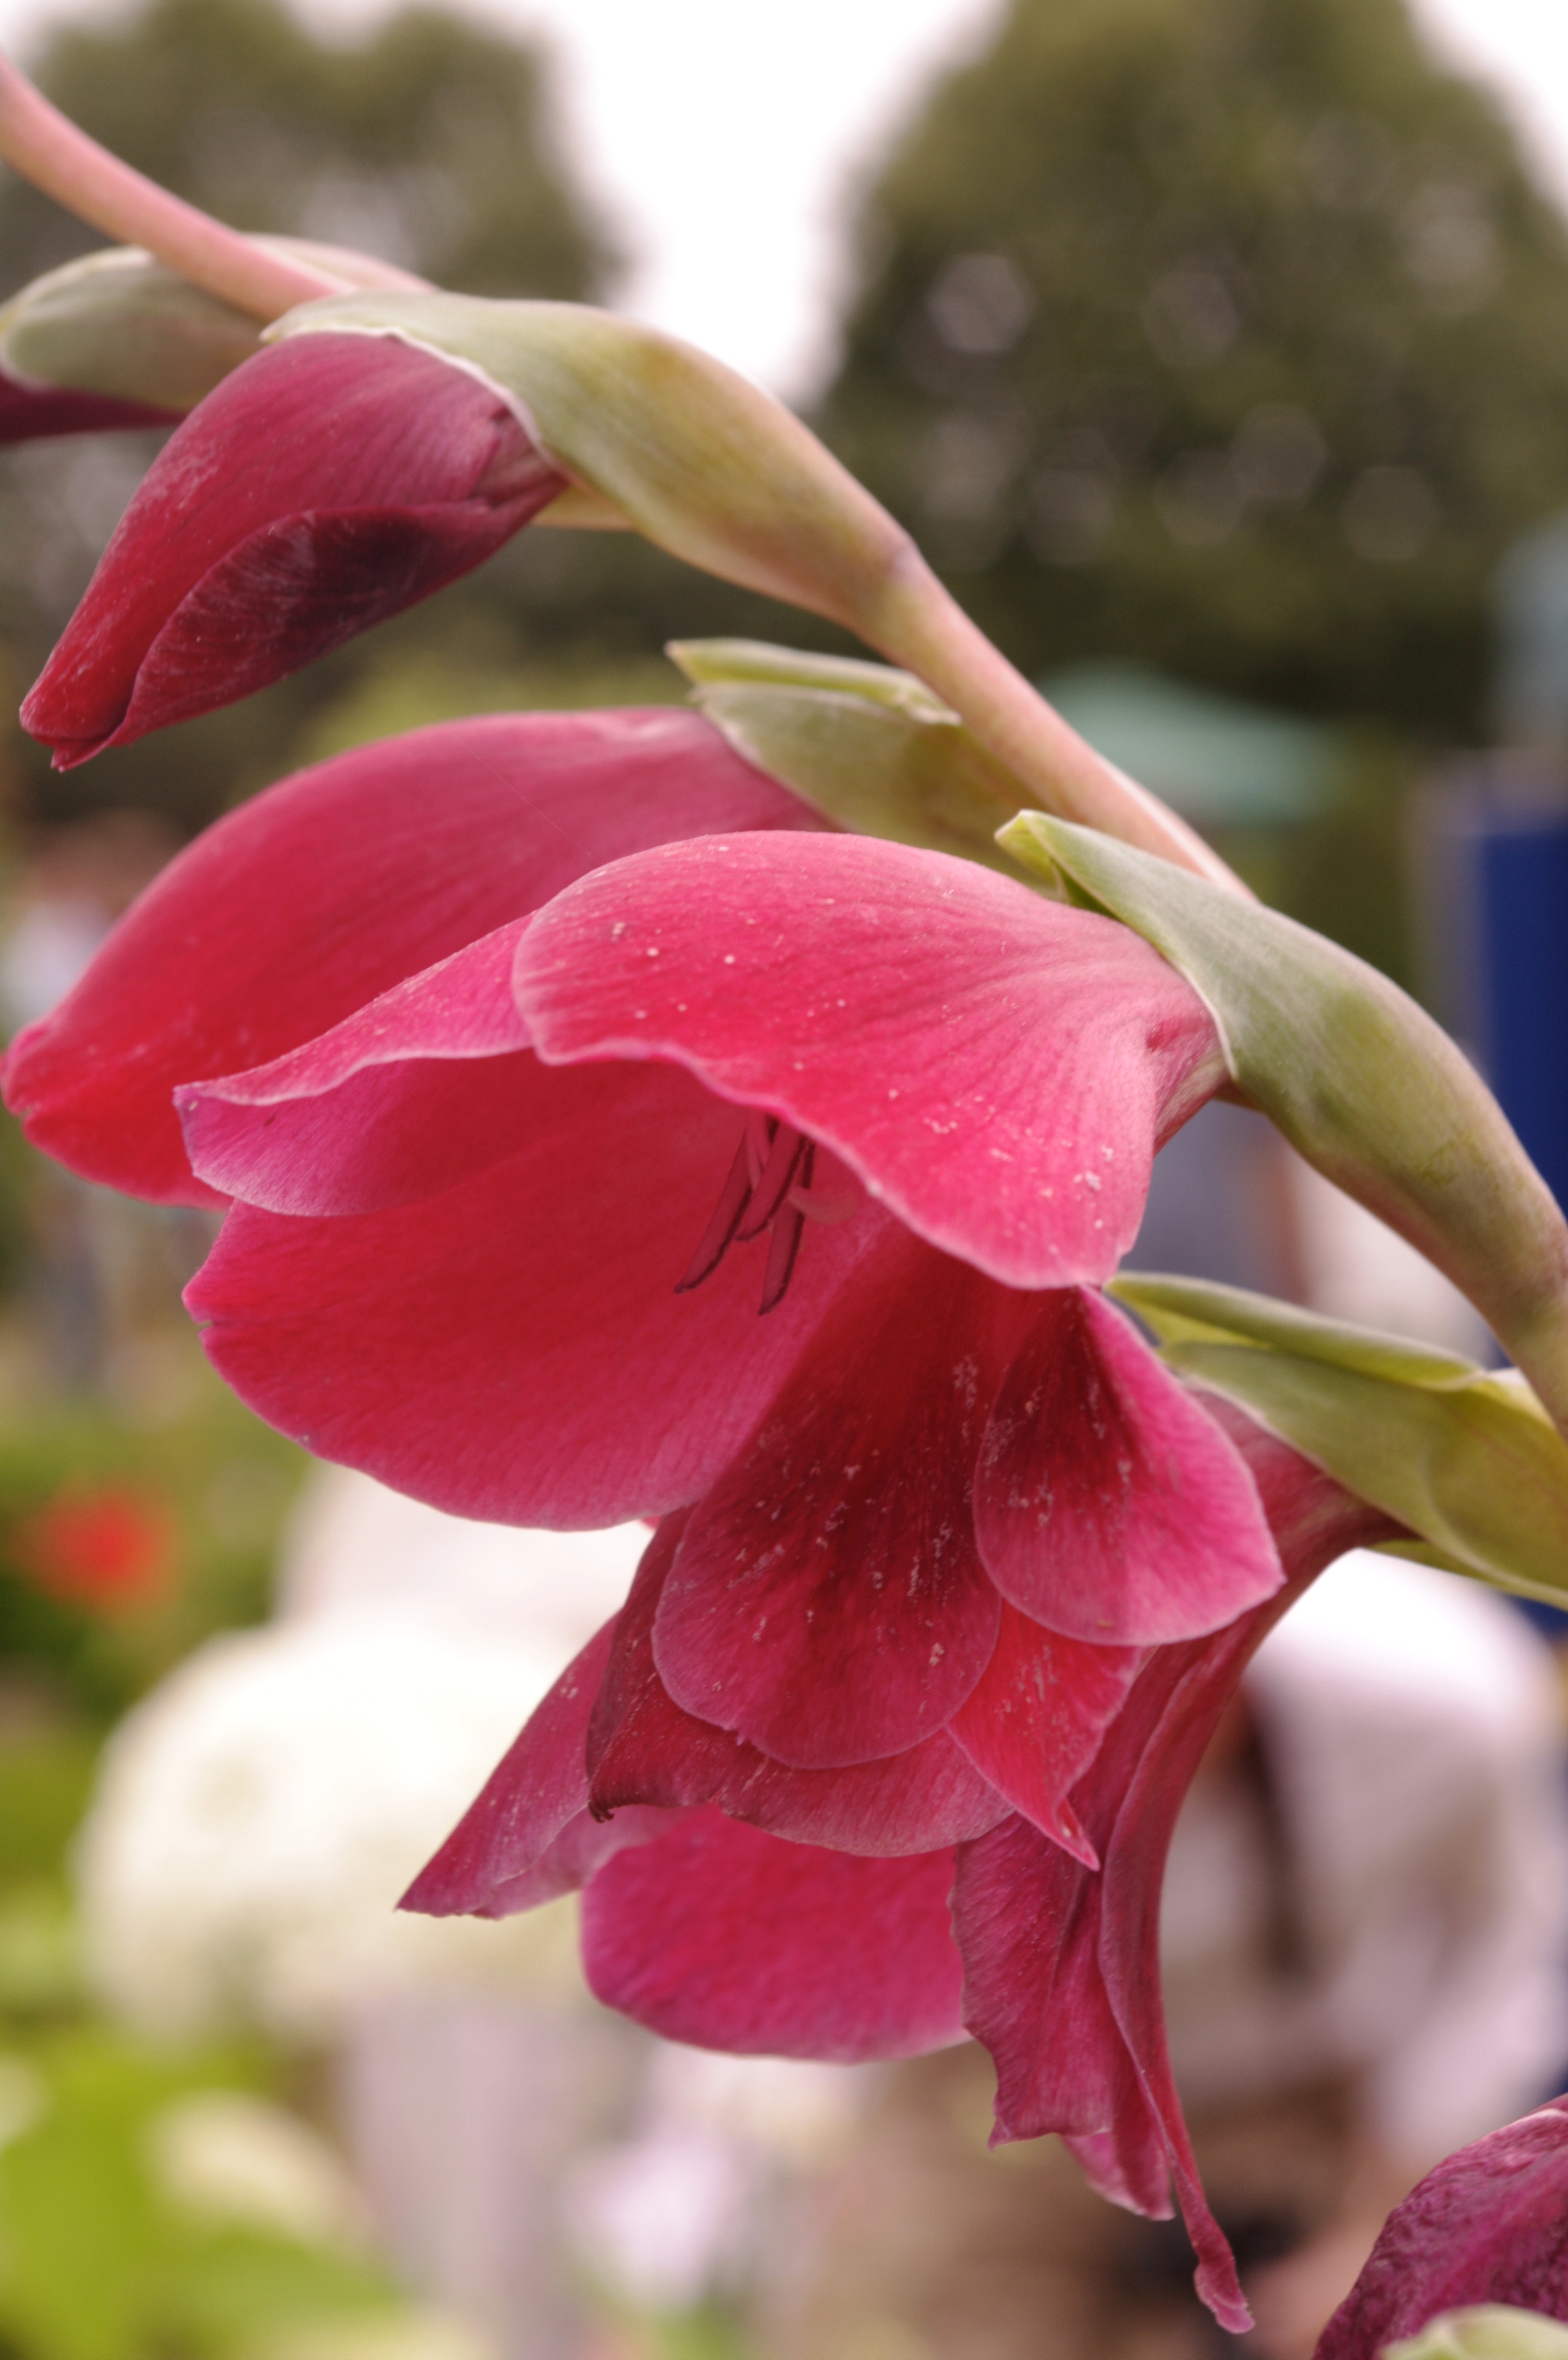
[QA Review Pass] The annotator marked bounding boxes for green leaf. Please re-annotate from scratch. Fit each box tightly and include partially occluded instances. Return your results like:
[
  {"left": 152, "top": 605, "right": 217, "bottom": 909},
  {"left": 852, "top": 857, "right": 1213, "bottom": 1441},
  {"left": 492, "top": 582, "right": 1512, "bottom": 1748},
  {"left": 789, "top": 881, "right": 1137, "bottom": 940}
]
[
  {"left": 1386, "top": 2306, "right": 1568, "bottom": 2360},
  {"left": 666, "top": 640, "right": 1031, "bottom": 873},
  {"left": 1113, "top": 1274, "right": 1568, "bottom": 1605},
  {"left": 1003, "top": 812, "right": 1568, "bottom": 1434}
]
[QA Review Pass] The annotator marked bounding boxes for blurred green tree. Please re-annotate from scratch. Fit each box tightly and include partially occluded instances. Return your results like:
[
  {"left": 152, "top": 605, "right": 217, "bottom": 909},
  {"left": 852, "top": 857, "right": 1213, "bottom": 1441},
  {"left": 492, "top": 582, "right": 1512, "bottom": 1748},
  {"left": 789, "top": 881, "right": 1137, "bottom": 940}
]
[
  {"left": 0, "top": 0, "right": 612, "bottom": 299},
  {"left": 817, "top": 0, "right": 1568, "bottom": 740}
]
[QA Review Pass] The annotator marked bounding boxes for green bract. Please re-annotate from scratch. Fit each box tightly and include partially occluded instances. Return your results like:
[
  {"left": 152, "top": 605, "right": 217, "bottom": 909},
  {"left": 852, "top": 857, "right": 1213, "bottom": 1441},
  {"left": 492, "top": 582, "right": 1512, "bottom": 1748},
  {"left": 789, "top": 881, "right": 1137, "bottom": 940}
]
[
  {"left": 1114, "top": 1274, "right": 1568, "bottom": 1606},
  {"left": 0, "top": 240, "right": 417, "bottom": 413},
  {"left": 669, "top": 638, "right": 1031, "bottom": 875},
  {"left": 269, "top": 291, "right": 916, "bottom": 631},
  {"left": 1002, "top": 810, "right": 1568, "bottom": 1436},
  {"left": 1385, "top": 2307, "right": 1568, "bottom": 2360}
]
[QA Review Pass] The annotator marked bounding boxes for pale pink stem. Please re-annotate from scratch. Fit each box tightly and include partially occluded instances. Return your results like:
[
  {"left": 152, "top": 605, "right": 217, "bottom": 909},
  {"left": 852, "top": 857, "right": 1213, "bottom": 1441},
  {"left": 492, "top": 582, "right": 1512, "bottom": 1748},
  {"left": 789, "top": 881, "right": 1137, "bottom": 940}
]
[
  {"left": 872, "top": 544, "right": 1250, "bottom": 898},
  {"left": 0, "top": 48, "right": 345, "bottom": 319}
]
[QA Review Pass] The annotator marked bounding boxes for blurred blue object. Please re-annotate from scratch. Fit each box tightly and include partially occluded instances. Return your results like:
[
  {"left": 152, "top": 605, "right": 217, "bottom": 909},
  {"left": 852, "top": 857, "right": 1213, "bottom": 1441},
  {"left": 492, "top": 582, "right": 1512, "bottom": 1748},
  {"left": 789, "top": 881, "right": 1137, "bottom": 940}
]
[{"left": 1415, "top": 763, "right": 1568, "bottom": 1215}]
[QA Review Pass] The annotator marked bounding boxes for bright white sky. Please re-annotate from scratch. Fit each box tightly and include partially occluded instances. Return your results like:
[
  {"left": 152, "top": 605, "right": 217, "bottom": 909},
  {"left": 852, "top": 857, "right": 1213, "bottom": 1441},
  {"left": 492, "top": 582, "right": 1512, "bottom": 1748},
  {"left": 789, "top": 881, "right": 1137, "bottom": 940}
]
[{"left": 1, "top": 0, "right": 1566, "bottom": 397}]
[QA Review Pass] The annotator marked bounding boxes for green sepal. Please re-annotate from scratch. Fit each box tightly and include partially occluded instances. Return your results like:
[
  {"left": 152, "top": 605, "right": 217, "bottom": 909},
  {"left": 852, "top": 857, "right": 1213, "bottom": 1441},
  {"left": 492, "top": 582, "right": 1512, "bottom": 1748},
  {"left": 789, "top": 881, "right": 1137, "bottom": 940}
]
[
  {"left": 1387, "top": 2308, "right": 1568, "bottom": 2360},
  {"left": 667, "top": 638, "right": 1030, "bottom": 874},
  {"left": 1113, "top": 1273, "right": 1568, "bottom": 1605},
  {"left": 1004, "top": 811, "right": 1568, "bottom": 1433},
  {"left": 0, "top": 240, "right": 415, "bottom": 413},
  {"left": 269, "top": 292, "right": 913, "bottom": 636},
  {"left": 670, "top": 637, "right": 953, "bottom": 720}
]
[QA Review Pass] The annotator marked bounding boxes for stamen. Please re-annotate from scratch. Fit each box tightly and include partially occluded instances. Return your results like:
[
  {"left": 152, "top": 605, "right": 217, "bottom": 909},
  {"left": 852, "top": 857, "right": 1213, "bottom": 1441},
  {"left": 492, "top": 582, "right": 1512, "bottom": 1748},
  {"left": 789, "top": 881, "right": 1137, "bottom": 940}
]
[
  {"left": 759, "top": 1197, "right": 808, "bottom": 1314},
  {"left": 675, "top": 1130, "right": 755, "bottom": 1293},
  {"left": 680, "top": 1127, "right": 849, "bottom": 1314},
  {"left": 734, "top": 1122, "right": 807, "bottom": 1242},
  {"left": 743, "top": 1109, "right": 775, "bottom": 1189}
]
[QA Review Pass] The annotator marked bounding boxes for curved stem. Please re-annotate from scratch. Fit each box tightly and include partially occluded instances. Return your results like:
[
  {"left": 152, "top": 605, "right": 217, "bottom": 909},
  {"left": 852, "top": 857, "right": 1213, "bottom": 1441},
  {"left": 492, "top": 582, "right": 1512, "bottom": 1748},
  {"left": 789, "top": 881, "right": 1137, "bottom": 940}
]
[
  {"left": 870, "top": 544, "right": 1251, "bottom": 898},
  {"left": 0, "top": 50, "right": 345, "bottom": 319}
]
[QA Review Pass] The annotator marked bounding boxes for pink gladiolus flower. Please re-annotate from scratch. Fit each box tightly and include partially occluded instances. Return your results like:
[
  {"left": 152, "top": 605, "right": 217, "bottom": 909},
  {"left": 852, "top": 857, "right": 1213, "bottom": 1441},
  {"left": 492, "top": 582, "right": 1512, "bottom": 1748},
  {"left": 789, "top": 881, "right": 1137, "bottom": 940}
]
[
  {"left": 407, "top": 1409, "right": 1399, "bottom": 2332},
  {"left": 3, "top": 696, "right": 1315, "bottom": 2322},
  {"left": 164, "top": 828, "right": 1278, "bottom": 1675},
  {"left": 1317, "top": 2098, "right": 1568, "bottom": 2358},
  {"left": 0, "top": 369, "right": 178, "bottom": 442},
  {"left": 20, "top": 332, "right": 566, "bottom": 767}
]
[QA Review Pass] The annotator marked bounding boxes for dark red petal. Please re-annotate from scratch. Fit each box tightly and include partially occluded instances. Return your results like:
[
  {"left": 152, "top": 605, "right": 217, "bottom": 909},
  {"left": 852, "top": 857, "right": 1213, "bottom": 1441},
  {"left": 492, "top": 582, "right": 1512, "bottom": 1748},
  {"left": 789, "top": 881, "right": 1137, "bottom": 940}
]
[
  {"left": 654, "top": 1239, "right": 1017, "bottom": 1768},
  {"left": 954, "top": 1414, "right": 1400, "bottom": 2335},
  {"left": 22, "top": 334, "right": 565, "bottom": 761},
  {"left": 947, "top": 1603, "right": 1141, "bottom": 1864},
  {"left": 2, "top": 709, "right": 818, "bottom": 1207},
  {"left": 513, "top": 830, "right": 1225, "bottom": 1289},
  {"left": 588, "top": 1515, "right": 1009, "bottom": 1854},
  {"left": 975, "top": 1289, "right": 1282, "bottom": 1644},
  {"left": 187, "top": 1063, "right": 889, "bottom": 1526},
  {"left": 581, "top": 1811, "right": 967, "bottom": 2061},
  {"left": 1317, "top": 2099, "right": 1568, "bottom": 2359},
  {"left": 0, "top": 370, "right": 179, "bottom": 444}
]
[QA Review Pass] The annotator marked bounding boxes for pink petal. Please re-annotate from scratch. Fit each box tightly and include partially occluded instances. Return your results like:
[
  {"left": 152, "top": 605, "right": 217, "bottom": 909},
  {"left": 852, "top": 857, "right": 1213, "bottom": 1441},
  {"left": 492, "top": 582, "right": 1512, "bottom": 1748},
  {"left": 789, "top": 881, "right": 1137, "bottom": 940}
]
[
  {"left": 947, "top": 1602, "right": 1141, "bottom": 1865},
  {"left": 1317, "top": 2099, "right": 1568, "bottom": 2359},
  {"left": 512, "top": 831, "right": 1225, "bottom": 1289},
  {"left": 975, "top": 1288, "right": 1282, "bottom": 1644},
  {"left": 581, "top": 1810, "right": 967, "bottom": 2061},
  {"left": 955, "top": 1413, "right": 1401, "bottom": 2334},
  {"left": 589, "top": 1513, "right": 1010, "bottom": 1853},
  {"left": 0, "top": 371, "right": 179, "bottom": 442},
  {"left": 955, "top": 1806, "right": 1170, "bottom": 2211},
  {"left": 653, "top": 1238, "right": 1016, "bottom": 1768},
  {"left": 187, "top": 1061, "right": 889, "bottom": 1525},
  {"left": 2, "top": 709, "right": 818, "bottom": 1206},
  {"left": 402, "top": 1615, "right": 674, "bottom": 1917},
  {"left": 178, "top": 921, "right": 537, "bottom": 1214},
  {"left": 22, "top": 334, "right": 565, "bottom": 763}
]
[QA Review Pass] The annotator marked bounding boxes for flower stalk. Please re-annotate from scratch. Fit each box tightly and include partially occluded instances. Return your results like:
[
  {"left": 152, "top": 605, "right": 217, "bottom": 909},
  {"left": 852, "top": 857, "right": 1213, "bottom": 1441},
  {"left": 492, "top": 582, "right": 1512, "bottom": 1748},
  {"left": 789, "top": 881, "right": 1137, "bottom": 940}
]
[{"left": 0, "top": 48, "right": 349, "bottom": 320}]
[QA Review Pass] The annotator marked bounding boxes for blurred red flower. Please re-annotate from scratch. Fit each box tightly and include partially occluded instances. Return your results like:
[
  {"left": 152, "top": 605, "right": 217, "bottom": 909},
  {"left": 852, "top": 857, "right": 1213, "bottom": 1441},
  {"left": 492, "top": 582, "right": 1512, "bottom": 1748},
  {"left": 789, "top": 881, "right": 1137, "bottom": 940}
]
[{"left": 13, "top": 1484, "right": 176, "bottom": 1614}]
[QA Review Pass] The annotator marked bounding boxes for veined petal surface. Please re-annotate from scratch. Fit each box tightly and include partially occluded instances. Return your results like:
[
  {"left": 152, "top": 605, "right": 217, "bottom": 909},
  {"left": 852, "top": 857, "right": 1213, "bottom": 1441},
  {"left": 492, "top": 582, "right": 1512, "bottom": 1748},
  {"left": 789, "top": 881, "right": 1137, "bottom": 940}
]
[
  {"left": 581, "top": 1812, "right": 967, "bottom": 2061},
  {"left": 975, "top": 1288, "right": 1281, "bottom": 1643},
  {"left": 512, "top": 831, "right": 1226, "bottom": 1290},
  {"left": 187, "top": 1062, "right": 890, "bottom": 1526}
]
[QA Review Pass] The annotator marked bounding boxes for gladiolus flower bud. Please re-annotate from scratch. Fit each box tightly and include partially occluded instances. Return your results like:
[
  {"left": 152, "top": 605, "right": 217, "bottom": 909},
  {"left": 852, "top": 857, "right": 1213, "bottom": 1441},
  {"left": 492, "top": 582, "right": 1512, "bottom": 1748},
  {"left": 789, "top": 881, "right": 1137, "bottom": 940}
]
[
  {"left": 266, "top": 290, "right": 917, "bottom": 635},
  {"left": 21, "top": 329, "right": 567, "bottom": 766}
]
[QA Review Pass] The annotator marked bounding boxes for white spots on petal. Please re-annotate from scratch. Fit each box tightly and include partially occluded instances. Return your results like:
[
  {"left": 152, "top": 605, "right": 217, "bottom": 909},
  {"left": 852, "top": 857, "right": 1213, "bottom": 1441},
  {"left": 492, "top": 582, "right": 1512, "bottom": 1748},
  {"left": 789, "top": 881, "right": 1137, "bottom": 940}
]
[{"left": 1084, "top": 1171, "right": 1102, "bottom": 1193}]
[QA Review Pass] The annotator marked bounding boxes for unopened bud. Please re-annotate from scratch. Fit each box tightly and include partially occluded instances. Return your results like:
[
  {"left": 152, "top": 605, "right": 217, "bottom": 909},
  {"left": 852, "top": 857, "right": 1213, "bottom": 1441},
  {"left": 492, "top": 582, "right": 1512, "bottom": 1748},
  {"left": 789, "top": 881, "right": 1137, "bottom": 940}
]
[{"left": 270, "top": 292, "right": 917, "bottom": 635}]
